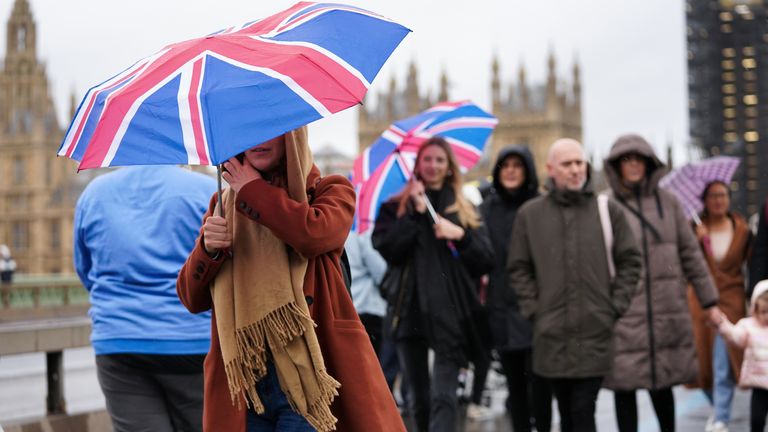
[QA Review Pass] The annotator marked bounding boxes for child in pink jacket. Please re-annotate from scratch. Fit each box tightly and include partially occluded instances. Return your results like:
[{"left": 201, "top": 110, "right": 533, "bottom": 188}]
[{"left": 716, "top": 279, "right": 768, "bottom": 431}]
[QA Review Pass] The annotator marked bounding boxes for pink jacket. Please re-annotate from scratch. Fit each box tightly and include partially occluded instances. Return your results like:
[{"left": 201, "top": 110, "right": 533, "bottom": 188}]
[{"left": 718, "top": 281, "right": 768, "bottom": 390}]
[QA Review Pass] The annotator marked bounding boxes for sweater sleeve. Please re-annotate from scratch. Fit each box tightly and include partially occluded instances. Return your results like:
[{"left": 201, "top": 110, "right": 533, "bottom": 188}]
[
  {"left": 235, "top": 175, "right": 355, "bottom": 258},
  {"left": 176, "top": 194, "right": 227, "bottom": 314},
  {"left": 674, "top": 197, "right": 719, "bottom": 308},
  {"left": 718, "top": 317, "right": 750, "bottom": 349}
]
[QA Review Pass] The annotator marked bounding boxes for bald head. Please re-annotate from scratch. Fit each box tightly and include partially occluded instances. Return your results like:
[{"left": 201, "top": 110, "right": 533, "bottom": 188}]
[{"left": 546, "top": 138, "right": 587, "bottom": 191}]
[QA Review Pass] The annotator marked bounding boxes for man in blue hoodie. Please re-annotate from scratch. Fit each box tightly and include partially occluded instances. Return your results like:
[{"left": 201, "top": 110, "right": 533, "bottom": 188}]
[{"left": 74, "top": 166, "right": 215, "bottom": 432}]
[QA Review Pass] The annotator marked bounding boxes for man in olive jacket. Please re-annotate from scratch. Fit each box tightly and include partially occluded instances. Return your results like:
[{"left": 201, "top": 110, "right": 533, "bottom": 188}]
[{"left": 507, "top": 138, "right": 642, "bottom": 432}]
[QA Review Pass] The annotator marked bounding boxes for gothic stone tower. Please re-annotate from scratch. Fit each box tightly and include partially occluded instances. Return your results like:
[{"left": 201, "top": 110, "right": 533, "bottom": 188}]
[
  {"left": 490, "top": 52, "right": 582, "bottom": 184},
  {"left": 357, "top": 61, "right": 450, "bottom": 154},
  {"left": 0, "top": 0, "right": 80, "bottom": 273}
]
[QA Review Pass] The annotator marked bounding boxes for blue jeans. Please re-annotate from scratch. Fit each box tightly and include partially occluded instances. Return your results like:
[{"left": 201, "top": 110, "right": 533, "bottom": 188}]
[
  {"left": 705, "top": 334, "right": 735, "bottom": 423},
  {"left": 245, "top": 362, "right": 316, "bottom": 432}
]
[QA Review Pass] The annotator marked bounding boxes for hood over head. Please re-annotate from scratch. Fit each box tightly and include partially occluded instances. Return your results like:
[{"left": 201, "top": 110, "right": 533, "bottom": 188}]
[
  {"left": 492, "top": 144, "right": 539, "bottom": 202},
  {"left": 752, "top": 280, "right": 768, "bottom": 315},
  {"left": 603, "top": 134, "right": 666, "bottom": 197}
]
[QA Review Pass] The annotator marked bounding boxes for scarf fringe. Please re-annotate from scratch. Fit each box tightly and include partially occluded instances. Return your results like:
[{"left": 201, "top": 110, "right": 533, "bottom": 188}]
[
  {"left": 286, "top": 369, "right": 341, "bottom": 432},
  {"left": 223, "top": 302, "right": 333, "bottom": 416}
]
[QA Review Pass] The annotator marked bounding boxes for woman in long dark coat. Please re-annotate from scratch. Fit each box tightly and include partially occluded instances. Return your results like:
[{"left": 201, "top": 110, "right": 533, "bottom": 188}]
[
  {"left": 602, "top": 133, "right": 720, "bottom": 432},
  {"left": 478, "top": 145, "right": 551, "bottom": 432},
  {"left": 372, "top": 136, "right": 494, "bottom": 432}
]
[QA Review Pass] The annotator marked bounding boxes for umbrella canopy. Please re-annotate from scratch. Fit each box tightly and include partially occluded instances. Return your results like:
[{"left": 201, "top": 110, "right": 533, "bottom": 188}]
[
  {"left": 659, "top": 155, "right": 741, "bottom": 219},
  {"left": 351, "top": 100, "right": 498, "bottom": 232},
  {"left": 58, "top": 2, "right": 410, "bottom": 170}
]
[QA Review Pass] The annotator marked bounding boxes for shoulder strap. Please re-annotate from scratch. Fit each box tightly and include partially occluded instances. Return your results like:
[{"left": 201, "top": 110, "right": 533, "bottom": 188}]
[{"left": 598, "top": 194, "right": 615, "bottom": 280}]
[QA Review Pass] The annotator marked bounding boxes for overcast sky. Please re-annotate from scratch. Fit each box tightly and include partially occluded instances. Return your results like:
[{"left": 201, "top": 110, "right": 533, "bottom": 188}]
[{"left": 4, "top": 0, "right": 691, "bottom": 163}]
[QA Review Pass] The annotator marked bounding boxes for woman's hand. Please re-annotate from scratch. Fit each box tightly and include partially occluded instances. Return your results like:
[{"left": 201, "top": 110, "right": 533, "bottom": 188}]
[
  {"left": 407, "top": 178, "right": 427, "bottom": 214},
  {"left": 222, "top": 156, "right": 262, "bottom": 193},
  {"left": 433, "top": 217, "right": 465, "bottom": 241},
  {"left": 203, "top": 216, "right": 231, "bottom": 256},
  {"left": 695, "top": 224, "right": 709, "bottom": 241}
]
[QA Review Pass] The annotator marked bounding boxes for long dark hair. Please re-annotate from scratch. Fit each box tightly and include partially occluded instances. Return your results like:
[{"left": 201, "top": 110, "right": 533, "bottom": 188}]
[{"left": 700, "top": 180, "right": 730, "bottom": 217}]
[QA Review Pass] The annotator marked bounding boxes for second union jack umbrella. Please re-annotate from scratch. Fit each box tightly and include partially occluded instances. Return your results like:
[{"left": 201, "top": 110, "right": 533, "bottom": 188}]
[
  {"left": 659, "top": 155, "right": 741, "bottom": 222},
  {"left": 57, "top": 2, "right": 410, "bottom": 170},
  {"left": 351, "top": 100, "right": 498, "bottom": 232}
]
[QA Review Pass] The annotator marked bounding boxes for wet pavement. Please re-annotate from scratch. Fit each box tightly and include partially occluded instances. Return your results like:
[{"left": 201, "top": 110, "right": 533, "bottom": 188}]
[{"left": 0, "top": 348, "right": 752, "bottom": 431}]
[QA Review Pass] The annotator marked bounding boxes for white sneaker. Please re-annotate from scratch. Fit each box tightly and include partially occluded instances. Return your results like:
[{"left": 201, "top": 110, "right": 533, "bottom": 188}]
[
  {"left": 710, "top": 421, "right": 729, "bottom": 432},
  {"left": 466, "top": 403, "right": 494, "bottom": 421},
  {"left": 705, "top": 415, "right": 714, "bottom": 432}
]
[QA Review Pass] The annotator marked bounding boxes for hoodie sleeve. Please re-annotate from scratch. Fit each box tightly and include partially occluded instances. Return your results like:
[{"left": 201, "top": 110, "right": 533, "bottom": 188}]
[
  {"left": 673, "top": 197, "right": 718, "bottom": 308},
  {"left": 507, "top": 207, "right": 538, "bottom": 320}
]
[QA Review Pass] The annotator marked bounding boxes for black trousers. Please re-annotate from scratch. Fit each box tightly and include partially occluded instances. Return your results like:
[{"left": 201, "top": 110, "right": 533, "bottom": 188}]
[
  {"left": 498, "top": 349, "right": 552, "bottom": 432},
  {"left": 397, "top": 337, "right": 461, "bottom": 432},
  {"left": 614, "top": 387, "right": 675, "bottom": 432},
  {"left": 549, "top": 377, "right": 602, "bottom": 432},
  {"left": 752, "top": 388, "right": 768, "bottom": 432}
]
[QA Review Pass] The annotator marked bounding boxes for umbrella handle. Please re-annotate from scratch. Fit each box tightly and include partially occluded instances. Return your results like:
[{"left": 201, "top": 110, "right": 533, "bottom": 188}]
[
  {"left": 217, "top": 165, "right": 224, "bottom": 218},
  {"left": 691, "top": 210, "right": 702, "bottom": 226},
  {"left": 421, "top": 193, "right": 459, "bottom": 258}
]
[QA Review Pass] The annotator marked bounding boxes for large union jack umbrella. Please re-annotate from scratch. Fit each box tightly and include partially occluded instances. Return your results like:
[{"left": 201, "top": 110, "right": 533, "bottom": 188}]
[
  {"left": 351, "top": 100, "right": 498, "bottom": 232},
  {"left": 659, "top": 155, "right": 741, "bottom": 220},
  {"left": 58, "top": 2, "right": 410, "bottom": 170}
]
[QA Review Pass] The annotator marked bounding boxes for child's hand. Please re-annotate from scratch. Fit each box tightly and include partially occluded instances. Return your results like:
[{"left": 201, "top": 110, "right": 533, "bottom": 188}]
[{"left": 706, "top": 306, "right": 724, "bottom": 327}]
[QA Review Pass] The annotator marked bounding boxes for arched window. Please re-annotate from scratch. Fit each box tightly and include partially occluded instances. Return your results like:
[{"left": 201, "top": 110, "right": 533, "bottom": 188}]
[{"left": 16, "top": 26, "right": 26, "bottom": 52}]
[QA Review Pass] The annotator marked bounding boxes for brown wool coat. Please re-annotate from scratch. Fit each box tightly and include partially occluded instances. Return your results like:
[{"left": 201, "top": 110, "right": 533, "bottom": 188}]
[
  {"left": 687, "top": 213, "right": 751, "bottom": 389},
  {"left": 177, "top": 167, "right": 405, "bottom": 432}
]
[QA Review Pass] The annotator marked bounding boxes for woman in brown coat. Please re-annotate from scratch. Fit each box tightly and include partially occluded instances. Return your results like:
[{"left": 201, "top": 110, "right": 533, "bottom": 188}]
[
  {"left": 177, "top": 127, "right": 404, "bottom": 432},
  {"left": 602, "top": 134, "right": 720, "bottom": 432},
  {"left": 688, "top": 180, "right": 751, "bottom": 432}
]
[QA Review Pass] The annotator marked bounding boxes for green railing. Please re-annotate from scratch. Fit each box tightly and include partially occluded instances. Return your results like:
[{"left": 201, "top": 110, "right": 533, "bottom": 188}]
[{"left": 0, "top": 274, "right": 89, "bottom": 321}]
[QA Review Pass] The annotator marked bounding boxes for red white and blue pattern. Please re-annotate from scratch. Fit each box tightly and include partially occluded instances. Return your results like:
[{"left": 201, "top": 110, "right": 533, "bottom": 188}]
[
  {"left": 351, "top": 100, "right": 498, "bottom": 232},
  {"left": 58, "top": 2, "right": 410, "bottom": 169},
  {"left": 659, "top": 156, "right": 741, "bottom": 217}
]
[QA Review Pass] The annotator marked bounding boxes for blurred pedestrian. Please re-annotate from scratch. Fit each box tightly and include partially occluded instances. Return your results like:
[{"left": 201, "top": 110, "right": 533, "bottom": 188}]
[
  {"left": 508, "top": 138, "right": 642, "bottom": 432},
  {"left": 602, "top": 134, "right": 721, "bottom": 432},
  {"left": 74, "top": 166, "right": 215, "bottom": 432},
  {"left": 751, "top": 199, "right": 768, "bottom": 295},
  {"left": 345, "top": 230, "right": 387, "bottom": 354},
  {"left": 177, "top": 127, "right": 403, "bottom": 432},
  {"left": 688, "top": 180, "right": 751, "bottom": 432},
  {"left": 373, "top": 136, "right": 494, "bottom": 432},
  {"left": 0, "top": 244, "right": 16, "bottom": 284},
  {"left": 478, "top": 145, "right": 551, "bottom": 431},
  {"left": 714, "top": 280, "right": 768, "bottom": 432}
]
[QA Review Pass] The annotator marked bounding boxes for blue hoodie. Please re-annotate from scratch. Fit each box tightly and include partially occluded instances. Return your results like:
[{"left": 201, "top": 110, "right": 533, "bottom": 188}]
[{"left": 74, "top": 166, "right": 215, "bottom": 355}]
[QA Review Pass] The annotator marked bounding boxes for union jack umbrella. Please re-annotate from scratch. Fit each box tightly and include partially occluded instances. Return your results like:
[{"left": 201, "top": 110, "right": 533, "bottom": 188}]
[
  {"left": 57, "top": 2, "right": 410, "bottom": 170},
  {"left": 659, "top": 155, "right": 741, "bottom": 222},
  {"left": 351, "top": 100, "right": 498, "bottom": 232}
]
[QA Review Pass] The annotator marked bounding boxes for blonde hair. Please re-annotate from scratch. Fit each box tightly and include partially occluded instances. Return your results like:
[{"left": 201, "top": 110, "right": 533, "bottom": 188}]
[{"left": 393, "top": 137, "right": 481, "bottom": 229}]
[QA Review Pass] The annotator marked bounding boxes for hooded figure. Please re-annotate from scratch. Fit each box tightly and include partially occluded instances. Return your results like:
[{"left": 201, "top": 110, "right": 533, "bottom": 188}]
[
  {"left": 479, "top": 145, "right": 539, "bottom": 351},
  {"left": 602, "top": 134, "right": 718, "bottom": 432},
  {"left": 478, "top": 145, "right": 552, "bottom": 432}
]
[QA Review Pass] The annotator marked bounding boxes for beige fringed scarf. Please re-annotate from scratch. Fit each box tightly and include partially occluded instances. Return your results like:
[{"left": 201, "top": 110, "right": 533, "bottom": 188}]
[{"left": 211, "top": 127, "right": 340, "bottom": 431}]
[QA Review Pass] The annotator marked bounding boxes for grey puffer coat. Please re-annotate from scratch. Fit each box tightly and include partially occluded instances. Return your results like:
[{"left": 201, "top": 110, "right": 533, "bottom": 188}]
[{"left": 602, "top": 134, "right": 718, "bottom": 391}]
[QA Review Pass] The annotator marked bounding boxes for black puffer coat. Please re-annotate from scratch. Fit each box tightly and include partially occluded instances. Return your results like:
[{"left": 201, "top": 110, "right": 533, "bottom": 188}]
[{"left": 479, "top": 145, "right": 539, "bottom": 351}]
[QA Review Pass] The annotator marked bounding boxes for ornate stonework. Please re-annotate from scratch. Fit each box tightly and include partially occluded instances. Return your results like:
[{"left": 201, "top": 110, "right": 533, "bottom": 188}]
[{"left": 0, "top": 0, "right": 81, "bottom": 274}]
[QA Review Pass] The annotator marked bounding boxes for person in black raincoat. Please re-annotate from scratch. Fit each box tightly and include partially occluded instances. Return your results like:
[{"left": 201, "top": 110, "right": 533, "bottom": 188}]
[
  {"left": 373, "top": 136, "right": 494, "bottom": 432},
  {"left": 479, "top": 145, "right": 552, "bottom": 432}
]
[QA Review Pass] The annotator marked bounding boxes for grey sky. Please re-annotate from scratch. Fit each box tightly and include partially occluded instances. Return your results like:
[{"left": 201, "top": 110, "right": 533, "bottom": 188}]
[{"left": 4, "top": 0, "right": 690, "bottom": 164}]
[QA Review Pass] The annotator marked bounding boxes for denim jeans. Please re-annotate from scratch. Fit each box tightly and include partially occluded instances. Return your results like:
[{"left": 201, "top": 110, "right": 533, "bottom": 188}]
[
  {"left": 712, "top": 334, "right": 736, "bottom": 423},
  {"left": 246, "top": 362, "right": 316, "bottom": 432}
]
